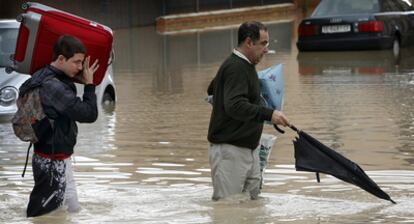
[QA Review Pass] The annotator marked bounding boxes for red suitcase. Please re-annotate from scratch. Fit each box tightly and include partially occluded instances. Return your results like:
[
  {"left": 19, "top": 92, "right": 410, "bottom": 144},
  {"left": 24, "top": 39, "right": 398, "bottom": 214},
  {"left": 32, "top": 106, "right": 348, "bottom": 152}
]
[{"left": 10, "top": 2, "right": 113, "bottom": 85}]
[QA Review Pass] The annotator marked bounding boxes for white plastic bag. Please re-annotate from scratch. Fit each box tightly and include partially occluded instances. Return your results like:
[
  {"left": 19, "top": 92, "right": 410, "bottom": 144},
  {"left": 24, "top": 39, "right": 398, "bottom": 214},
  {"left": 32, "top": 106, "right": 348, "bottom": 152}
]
[{"left": 259, "top": 133, "right": 277, "bottom": 188}]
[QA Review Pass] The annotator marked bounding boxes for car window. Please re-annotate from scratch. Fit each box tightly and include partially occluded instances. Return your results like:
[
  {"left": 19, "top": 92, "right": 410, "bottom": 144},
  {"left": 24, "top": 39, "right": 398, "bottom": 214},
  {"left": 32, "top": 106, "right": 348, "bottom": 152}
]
[
  {"left": 0, "top": 28, "right": 18, "bottom": 67},
  {"left": 312, "top": 0, "right": 380, "bottom": 17}
]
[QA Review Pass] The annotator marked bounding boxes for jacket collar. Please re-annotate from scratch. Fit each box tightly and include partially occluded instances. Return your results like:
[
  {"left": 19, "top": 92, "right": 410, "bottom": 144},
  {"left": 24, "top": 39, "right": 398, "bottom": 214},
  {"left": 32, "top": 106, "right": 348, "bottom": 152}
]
[
  {"left": 47, "top": 64, "right": 73, "bottom": 84},
  {"left": 233, "top": 49, "right": 252, "bottom": 64}
]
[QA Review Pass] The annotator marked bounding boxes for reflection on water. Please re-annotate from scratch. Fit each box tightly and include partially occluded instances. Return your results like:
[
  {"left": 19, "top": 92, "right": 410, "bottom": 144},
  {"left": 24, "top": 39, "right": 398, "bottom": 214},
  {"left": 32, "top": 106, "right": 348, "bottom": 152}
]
[
  {"left": 297, "top": 47, "right": 414, "bottom": 76},
  {"left": 1, "top": 17, "right": 414, "bottom": 223},
  {"left": 295, "top": 48, "right": 414, "bottom": 170}
]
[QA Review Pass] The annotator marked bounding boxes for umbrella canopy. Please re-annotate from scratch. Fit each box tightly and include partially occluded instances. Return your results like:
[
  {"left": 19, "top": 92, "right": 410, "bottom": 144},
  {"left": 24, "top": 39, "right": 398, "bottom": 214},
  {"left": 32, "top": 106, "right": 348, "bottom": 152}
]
[{"left": 288, "top": 125, "right": 396, "bottom": 204}]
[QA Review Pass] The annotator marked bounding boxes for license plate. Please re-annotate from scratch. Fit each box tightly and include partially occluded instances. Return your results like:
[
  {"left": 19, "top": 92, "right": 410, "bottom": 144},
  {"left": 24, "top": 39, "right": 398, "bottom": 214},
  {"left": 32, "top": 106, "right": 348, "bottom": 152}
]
[{"left": 322, "top": 25, "right": 351, "bottom": 34}]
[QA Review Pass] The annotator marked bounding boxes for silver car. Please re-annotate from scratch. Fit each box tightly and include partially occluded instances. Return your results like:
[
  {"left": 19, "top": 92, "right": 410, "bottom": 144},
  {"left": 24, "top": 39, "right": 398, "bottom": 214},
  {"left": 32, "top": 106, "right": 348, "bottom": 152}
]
[{"left": 0, "top": 20, "right": 116, "bottom": 122}]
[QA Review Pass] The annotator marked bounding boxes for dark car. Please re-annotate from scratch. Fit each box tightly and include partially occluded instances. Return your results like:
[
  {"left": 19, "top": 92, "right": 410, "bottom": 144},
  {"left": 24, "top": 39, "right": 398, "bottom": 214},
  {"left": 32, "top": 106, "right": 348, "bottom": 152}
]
[{"left": 297, "top": 0, "right": 414, "bottom": 54}]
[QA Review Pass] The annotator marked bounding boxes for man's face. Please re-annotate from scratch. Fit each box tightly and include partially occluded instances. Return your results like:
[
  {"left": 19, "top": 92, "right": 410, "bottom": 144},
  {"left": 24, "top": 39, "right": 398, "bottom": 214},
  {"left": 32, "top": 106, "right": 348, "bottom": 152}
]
[
  {"left": 58, "top": 53, "right": 85, "bottom": 78},
  {"left": 250, "top": 30, "right": 269, "bottom": 65}
]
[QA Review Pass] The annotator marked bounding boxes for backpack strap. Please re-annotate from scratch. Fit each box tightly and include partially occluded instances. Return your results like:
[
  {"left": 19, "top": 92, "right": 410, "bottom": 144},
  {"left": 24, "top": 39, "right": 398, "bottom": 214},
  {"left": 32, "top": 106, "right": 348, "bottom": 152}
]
[{"left": 21, "top": 143, "right": 32, "bottom": 177}]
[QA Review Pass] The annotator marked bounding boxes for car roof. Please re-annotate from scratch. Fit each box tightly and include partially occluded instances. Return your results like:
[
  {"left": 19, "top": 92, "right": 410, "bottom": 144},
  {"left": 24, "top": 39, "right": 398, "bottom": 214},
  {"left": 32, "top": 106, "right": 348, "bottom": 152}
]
[{"left": 0, "top": 20, "right": 20, "bottom": 29}]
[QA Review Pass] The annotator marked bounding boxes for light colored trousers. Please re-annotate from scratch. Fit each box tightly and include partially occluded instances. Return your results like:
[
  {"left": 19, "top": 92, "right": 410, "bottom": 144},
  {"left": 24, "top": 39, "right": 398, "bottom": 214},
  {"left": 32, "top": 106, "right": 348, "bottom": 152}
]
[
  {"left": 63, "top": 158, "right": 80, "bottom": 212},
  {"left": 208, "top": 143, "right": 261, "bottom": 200}
]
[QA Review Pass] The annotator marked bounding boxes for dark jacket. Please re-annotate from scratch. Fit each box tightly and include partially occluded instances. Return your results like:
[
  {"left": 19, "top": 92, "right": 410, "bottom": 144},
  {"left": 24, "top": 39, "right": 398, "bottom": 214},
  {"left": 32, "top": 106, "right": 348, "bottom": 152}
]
[
  {"left": 207, "top": 53, "right": 273, "bottom": 149},
  {"left": 19, "top": 65, "right": 98, "bottom": 157}
]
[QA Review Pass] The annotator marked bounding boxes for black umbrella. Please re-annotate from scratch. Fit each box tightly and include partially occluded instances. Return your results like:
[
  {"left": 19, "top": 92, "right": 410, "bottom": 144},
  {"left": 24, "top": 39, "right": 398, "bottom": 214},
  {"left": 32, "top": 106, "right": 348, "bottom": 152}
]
[{"left": 274, "top": 124, "right": 396, "bottom": 204}]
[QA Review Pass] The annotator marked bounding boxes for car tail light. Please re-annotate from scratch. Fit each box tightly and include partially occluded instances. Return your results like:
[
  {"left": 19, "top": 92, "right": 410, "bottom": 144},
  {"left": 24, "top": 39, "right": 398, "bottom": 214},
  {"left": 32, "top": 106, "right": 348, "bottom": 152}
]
[
  {"left": 358, "top": 20, "right": 383, "bottom": 33},
  {"left": 298, "top": 24, "right": 318, "bottom": 37}
]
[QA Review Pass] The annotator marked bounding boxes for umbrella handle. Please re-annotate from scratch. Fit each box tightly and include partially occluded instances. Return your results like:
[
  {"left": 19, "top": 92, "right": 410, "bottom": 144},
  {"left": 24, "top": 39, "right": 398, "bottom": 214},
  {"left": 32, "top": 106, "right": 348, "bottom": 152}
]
[
  {"left": 273, "top": 124, "right": 300, "bottom": 134},
  {"left": 273, "top": 124, "right": 285, "bottom": 134},
  {"left": 290, "top": 125, "right": 299, "bottom": 133}
]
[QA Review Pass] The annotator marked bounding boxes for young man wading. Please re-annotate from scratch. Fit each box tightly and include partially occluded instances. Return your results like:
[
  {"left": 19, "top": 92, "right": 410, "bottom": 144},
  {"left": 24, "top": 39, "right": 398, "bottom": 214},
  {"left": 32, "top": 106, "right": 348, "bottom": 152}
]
[
  {"left": 22, "top": 35, "right": 99, "bottom": 217},
  {"left": 207, "top": 21, "right": 290, "bottom": 200}
]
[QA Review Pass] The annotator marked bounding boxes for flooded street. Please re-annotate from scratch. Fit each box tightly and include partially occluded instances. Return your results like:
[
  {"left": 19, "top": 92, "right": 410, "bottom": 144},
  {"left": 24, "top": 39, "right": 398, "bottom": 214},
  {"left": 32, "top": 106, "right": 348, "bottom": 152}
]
[{"left": 1, "top": 16, "right": 414, "bottom": 223}]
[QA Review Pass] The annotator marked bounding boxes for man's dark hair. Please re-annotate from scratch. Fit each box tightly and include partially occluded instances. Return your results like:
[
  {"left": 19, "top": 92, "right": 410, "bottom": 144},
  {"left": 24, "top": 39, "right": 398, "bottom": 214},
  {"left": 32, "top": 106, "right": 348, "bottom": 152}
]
[
  {"left": 237, "top": 21, "right": 267, "bottom": 46},
  {"left": 52, "top": 35, "right": 86, "bottom": 61}
]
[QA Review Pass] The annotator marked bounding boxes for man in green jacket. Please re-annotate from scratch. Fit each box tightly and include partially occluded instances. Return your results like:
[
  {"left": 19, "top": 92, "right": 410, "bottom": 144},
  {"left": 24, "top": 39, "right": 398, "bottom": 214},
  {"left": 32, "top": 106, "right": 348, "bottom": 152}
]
[{"left": 207, "top": 21, "right": 289, "bottom": 201}]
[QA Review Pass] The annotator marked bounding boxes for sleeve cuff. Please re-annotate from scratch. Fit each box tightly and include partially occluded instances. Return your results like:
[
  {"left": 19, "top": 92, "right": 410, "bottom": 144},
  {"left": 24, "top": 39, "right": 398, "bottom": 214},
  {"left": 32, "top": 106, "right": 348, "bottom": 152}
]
[
  {"left": 84, "top": 84, "right": 96, "bottom": 93},
  {"left": 261, "top": 107, "right": 274, "bottom": 121}
]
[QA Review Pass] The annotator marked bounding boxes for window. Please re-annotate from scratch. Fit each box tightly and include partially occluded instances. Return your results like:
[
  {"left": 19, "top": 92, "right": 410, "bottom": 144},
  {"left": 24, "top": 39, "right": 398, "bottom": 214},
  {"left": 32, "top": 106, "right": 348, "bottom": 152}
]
[{"left": 0, "top": 28, "right": 18, "bottom": 67}]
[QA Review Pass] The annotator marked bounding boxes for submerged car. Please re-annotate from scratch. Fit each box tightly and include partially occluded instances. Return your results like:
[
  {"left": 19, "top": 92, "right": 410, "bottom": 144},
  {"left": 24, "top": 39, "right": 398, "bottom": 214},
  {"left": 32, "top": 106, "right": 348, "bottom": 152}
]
[
  {"left": 297, "top": 0, "right": 414, "bottom": 53},
  {"left": 0, "top": 20, "right": 116, "bottom": 121}
]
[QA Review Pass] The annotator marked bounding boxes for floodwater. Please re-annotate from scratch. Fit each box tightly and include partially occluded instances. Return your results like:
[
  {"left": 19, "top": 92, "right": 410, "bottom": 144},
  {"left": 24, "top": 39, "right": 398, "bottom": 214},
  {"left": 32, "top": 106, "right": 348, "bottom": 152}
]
[{"left": 1, "top": 17, "right": 414, "bottom": 224}]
